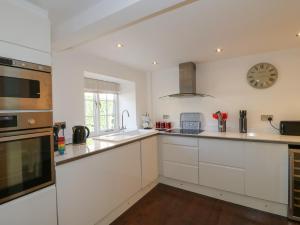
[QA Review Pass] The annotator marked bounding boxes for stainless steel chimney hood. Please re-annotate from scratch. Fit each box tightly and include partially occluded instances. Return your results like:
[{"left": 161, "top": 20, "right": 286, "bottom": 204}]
[{"left": 161, "top": 62, "right": 213, "bottom": 98}]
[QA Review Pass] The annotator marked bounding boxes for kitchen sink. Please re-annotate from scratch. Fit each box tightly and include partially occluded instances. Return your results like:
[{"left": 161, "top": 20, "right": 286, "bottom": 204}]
[{"left": 93, "top": 129, "right": 156, "bottom": 142}]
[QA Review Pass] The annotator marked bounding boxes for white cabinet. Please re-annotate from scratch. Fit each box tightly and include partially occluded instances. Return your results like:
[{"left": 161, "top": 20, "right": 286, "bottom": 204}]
[
  {"left": 0, "top": 185, "right": 57, "bottom": 225},
  {"left": 198, "top": 138, "right": 244, "bottom": 168},
  {"left": 162, "top": 143, "right": 198, "bottom": 166},
  {"left": 0, "top": 1, "right": 51, "bottom": 65},
  {"left": 56, "top": 142, "right": 142, "bottom": 225},
  {"left": 0, "top": 1, "right": 50, "bottom": 53},
  {"left": 160, "top": 136, "right": 199, "bottom": 184},
  {"left": 199, "top": 162, "right": 245, "bottom": 194},
  {"left": 141, "top": 136, "right": 159, "bottom": 187},
  {"left": 244, "top": 142, "right": 288, "bottom": 204},
  {"left": 198, "top": 138, "right": 245, "bottom": 194},
  {"left": 162, "top": 135, "right": 198, "bottom": 147},
  {"left": 163, "top": 161, "right": 198, "bottom": 184}
]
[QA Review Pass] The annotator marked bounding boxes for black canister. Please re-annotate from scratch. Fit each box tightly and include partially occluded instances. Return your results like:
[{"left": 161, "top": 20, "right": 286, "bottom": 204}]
[{"left": 239, "top": 110, "right": 247, "bottom": 133}]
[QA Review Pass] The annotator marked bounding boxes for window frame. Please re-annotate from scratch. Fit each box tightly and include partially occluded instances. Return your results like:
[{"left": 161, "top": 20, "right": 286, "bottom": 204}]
[{"left": 84, "top": 92, "right": 119, "bottom": 137}]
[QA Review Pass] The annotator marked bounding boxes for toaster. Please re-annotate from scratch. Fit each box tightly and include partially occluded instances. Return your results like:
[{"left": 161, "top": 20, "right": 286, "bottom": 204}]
[{"left": 280, "top": 121, "right": 300, "bottom": 136}]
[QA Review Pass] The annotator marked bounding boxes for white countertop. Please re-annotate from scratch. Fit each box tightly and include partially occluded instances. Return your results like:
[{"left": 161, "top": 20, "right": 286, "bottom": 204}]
[
  {"left": 55, "top": 129, "right": 300, "bottom": 166},
  {"left": 160, "top": 130, "right": 300, "bottom": 145},
  {"left": 55, "top": 129, "right": 159, "bottom": 165}
]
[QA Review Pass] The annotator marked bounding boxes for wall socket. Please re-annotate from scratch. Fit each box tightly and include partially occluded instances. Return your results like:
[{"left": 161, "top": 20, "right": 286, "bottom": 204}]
[
  {"left": 163, "top": 115, "right": 170, "bottom": 120},
  {"left": 261, "top": 115, "right": 273, "bottom": 121},
  {"left": 54, "top": 122, "right": 66, "bottom": 129}
]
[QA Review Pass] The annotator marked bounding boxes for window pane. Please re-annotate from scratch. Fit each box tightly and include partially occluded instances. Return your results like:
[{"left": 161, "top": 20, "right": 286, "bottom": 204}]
[
  {"left": 99, "top": 100, "right": 106, "bottom": 115},
  {"left": 85, "top": 100, "right": 94, "bottom": 117},
  {"left": 99, "top": 116, "right": 107, "bottom": 130},
  {"left": 84, "top": 92, "right": 118, "bottom": 134},
  {"left": 107, "top": 116, "right": 116, "bottom": 130},
  {"left": 85, "top": 116, "right": 95, "bottom": 133},
  {"left": 107, "top": 100, "right": 115, "bottom": 115},
  {"left": 99, "top": 94, "right": 106, "bottom": 100},
  {"left": 106, "top": 94, "right": 114, "bottom": 100},
  {"left": 85, "top": 92, "right": 93, "bottom": 101}
]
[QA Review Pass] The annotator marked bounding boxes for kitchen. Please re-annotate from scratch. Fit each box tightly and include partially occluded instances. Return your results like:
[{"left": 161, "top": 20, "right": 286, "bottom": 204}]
[{"left": 1, "top": 0, "right": 300, "bottom": 225}]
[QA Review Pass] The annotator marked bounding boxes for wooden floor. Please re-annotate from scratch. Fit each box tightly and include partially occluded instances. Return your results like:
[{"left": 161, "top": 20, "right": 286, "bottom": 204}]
[{"left": 111, "top": 184, "right": 299, "bottom": 225}]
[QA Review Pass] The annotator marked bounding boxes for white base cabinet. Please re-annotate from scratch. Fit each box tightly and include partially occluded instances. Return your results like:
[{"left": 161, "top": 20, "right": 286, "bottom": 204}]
[
  {"left": 245, "top": 142, "right": 288, "bottom": 204},
  {"left": 159, "top": 135, "right": 289, "bottom": 208},
  {"left": 141, "top": 136, "right": 159, "bottom": 187},
  {"left": 56, "top": 142, "right": 142, "bottom": 225},
  {"left": 160, "top": 136, "right": 199, "bottom": 184},
  {"left": 0, "top": 185, "right": 57, "bottom": 225}
]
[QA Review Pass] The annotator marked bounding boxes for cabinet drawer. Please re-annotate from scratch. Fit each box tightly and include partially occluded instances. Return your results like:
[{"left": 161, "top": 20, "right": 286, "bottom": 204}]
[
  {"left": 162, "top": 161, "right": 198, "bottom": 184},
  {"left": 198, "top": 138, "right": 244, "bottom": 168},
  {"left": 161, "top": 136, "right": 198, "bottom": 147},
  {"left": 162, "top": 144, "right": 198, "bottom": 166},
  {"left": 199, "top": 162, "right": 245, "bottom": 194}
]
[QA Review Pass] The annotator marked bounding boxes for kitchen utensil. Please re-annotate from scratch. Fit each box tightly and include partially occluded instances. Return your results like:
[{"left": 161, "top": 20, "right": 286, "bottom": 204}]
[
  {"left": 239, "top": 110, "right": 247, "bottom": 133},
  {"left": 72, "top": 126, "right": 90, "bottom": 144}
]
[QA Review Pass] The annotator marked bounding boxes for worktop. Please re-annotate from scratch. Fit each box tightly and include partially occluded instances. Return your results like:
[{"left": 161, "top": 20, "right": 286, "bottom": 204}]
[
  {"left": 159, "top": 130, "right": 300, "bottom": 145},
  {"left": 55, "top": 130, "right": 159, "bottom": 165},
  {"left": 55, "top": 129, "right": 300, "bottom": 166}
]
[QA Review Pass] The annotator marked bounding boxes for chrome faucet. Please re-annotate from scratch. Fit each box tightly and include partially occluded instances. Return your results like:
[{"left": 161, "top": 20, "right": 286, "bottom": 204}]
[{"left": 121, "top": 110, "right": 130, "bottom": 130}]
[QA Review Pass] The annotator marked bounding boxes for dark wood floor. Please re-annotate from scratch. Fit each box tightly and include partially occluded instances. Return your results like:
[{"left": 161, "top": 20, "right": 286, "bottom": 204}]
[{"left": 111, "top": 184, "right": 299, "bottom": 225}]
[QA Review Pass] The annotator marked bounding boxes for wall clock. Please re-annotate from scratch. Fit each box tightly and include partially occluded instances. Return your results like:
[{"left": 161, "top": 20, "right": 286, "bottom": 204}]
[{"left": 247, "top": 63, "right": 278, "bottom": 89}]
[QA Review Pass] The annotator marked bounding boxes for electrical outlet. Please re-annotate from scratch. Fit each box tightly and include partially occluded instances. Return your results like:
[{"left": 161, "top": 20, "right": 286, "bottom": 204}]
[
  {"left": 163, "top": 115, "right": 170, "bottom": 120},
  {"left": 261, "top": 115, "right": 273, "bottom": 121},
  {"left": 54, "top": 122, "right": 66, "bottom": 129}
]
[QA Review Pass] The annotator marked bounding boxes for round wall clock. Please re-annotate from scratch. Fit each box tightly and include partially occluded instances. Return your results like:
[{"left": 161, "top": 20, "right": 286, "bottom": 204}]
[{"left": 247, "top": 63, "right": 278, "bottom": 89}]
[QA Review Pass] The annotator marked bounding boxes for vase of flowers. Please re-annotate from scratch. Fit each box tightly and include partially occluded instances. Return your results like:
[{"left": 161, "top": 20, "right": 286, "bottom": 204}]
[{"left": 212, "top": 111, "right": 228, "bottom": 132}]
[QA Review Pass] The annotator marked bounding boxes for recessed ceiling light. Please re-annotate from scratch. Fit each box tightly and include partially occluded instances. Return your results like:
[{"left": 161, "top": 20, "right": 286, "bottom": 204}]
[
  {"left": 153, "top": 61, "right": 158, "bottom": 65},
  {"left": 297, "top": 32, "right": 300, "bottom": 37},
  {"left": 116, "top": 43, "right": 124, "bottom": 48},
  {"left": 216, "top": 48, "right": 223, "bottom": 53}
]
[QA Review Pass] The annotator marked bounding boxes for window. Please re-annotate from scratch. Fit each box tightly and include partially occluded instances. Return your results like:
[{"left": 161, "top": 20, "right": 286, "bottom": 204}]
[{"left": 84, "top": 78, "right": 120, "bottom": 136}]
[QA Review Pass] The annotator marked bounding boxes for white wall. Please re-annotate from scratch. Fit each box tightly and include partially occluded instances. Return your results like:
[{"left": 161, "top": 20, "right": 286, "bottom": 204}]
[
  {"left": 52, "top": 49, "right": 149, "bottom": 140},
  {"left": 152, "top": 48, "right": 300, "bottom": 133}
]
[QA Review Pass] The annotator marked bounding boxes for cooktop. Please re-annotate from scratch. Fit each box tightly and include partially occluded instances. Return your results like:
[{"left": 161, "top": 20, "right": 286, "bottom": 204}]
[{"left": 166, "top": 129, "right": 204, "bottom": 135}]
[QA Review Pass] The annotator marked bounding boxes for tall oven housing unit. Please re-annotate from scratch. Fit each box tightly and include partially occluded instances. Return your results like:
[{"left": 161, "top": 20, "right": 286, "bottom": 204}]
[{"left": 0, "top": 56, "right": 54, "bottom": 204}]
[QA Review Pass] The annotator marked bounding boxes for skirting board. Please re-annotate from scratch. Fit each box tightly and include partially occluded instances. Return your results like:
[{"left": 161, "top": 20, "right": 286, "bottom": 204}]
[
  {"left": 95, "top": 181, "right": 158, "bottom": 225},
  {"left": 159, "top": 176, "right": 288, "bottom": 217}
]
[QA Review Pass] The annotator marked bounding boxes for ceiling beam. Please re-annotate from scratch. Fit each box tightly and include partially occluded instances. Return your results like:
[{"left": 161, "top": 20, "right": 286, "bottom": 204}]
[{"left": 52, "top": 0, "right": 197, "bottom": 51}]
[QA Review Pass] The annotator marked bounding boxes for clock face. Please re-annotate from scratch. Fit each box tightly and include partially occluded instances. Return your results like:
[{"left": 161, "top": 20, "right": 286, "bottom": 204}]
[{"left": 247, "top": 63, "right": 278, "bottom": 89}]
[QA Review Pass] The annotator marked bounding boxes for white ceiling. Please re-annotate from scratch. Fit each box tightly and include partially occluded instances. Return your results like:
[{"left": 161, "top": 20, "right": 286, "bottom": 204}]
[
  {"left": 27, "top": 0, "right": 105, "bottom": 25},
  {"left": 74, "top": 0, "right": 300, "bottom": 71}
]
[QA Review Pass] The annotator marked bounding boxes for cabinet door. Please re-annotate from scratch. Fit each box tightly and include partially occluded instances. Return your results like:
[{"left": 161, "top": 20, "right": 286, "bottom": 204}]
[
  {"left": 141, "top": 136, "right": 158, "bottom": 187},
  {"left": 0, "top": 186, "right": 57, "bottom": 225},
  {"left": 245, "top": 142, "right": 288, "bottom": 204},
  {"left": 198, "top": 138, "right": 244, "bottom": 168},
  {"left": 0, "top": 1, "right": 51, "bottom": 53},
  {"left": 162, "top": 143, "right": 198, "bottom": 166},
  {"left": 163, "top": 161, "right": 198, "bottom": 184},
  {"left": 199, "top": 162, "right": 245, "bottom": 194},
  {"left": 56, "top": 142, "right": 142, "bottom": 225}
]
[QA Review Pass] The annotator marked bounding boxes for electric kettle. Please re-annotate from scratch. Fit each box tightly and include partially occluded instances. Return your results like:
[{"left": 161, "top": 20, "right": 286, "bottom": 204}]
[{"left": 72, "top": 126, "right": 90, "bottom": 144}]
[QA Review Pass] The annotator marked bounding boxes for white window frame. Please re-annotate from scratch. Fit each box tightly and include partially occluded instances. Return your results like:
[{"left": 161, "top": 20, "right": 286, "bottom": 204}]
[{"left": 84, "top": 92, "right": 119, "bottom": 136}]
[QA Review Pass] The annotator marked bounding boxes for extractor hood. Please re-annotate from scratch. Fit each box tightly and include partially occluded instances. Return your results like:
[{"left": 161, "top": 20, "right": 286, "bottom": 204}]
[{"left": 161, "top": 62, "right": 213, "bottom": 98}]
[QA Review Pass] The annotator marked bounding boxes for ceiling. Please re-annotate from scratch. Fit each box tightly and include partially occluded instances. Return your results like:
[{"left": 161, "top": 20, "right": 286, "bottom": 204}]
[
  {"left": 28, "top": 0, "right": 300, "bottom": 72},
  {"left": 27, "top": 0, "right": 104, "bottom": 25},
  {"left": 76, "top": 0, "right": 300, "bottom": 71}
]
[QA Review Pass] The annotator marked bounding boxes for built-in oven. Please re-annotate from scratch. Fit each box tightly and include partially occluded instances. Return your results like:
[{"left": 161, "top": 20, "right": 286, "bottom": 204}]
[
  {"left": 0, "top": 56, "right": 52, "bottom": 110},
  {"left": 0, "top": 112, "right": 54, "bottom": 204}
]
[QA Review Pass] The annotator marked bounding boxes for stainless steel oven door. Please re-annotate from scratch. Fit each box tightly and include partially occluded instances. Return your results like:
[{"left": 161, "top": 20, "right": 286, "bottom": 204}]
[
  {"left": 0, "top": 128, "right": 54, "bottom": 204},
  {"left": 0, "top": 64, "right": 52, "bottom": 110}
]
